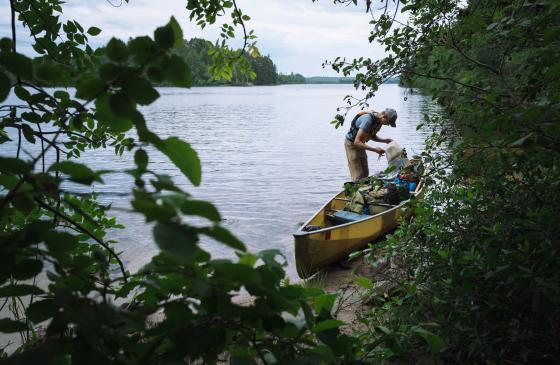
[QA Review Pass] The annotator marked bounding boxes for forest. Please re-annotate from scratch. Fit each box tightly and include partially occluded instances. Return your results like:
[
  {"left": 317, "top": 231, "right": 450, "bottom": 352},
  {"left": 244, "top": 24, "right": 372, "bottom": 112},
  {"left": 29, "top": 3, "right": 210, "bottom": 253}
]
[{"left": 177, "top": 38, "right": 305, "bottom": 86}]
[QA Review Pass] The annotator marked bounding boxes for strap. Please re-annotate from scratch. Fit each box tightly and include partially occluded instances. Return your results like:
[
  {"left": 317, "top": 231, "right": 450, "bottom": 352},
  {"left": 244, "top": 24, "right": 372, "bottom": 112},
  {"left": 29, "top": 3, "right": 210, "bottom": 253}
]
[{"left": 350, "top": 111, "right": 378, "bottom": 135}]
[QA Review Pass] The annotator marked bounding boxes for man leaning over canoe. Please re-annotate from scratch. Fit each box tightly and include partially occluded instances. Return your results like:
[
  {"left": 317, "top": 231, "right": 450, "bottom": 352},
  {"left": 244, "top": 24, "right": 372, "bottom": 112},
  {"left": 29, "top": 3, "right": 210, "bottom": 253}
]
[{"left": 344, "top": 108, "right": 398, "bottom": 180}]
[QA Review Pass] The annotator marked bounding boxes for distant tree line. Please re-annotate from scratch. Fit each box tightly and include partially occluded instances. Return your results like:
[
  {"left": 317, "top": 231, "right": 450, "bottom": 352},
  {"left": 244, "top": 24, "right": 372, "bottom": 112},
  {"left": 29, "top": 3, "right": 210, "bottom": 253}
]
[
  {"left": 278, "top": 72, "right": 306, "bottom": 84},
  {"left": 175, "top": 38, "right": 305, "bottom": 86},
  {"left": 305, "top": 76, "right": 354, "bottom": 84}
]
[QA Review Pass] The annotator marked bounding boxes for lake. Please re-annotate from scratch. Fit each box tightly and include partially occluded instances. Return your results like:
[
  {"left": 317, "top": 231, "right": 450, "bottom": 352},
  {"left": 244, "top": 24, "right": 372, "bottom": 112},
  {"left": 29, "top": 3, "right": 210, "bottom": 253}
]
[{"left": 1, "top": 83, "right": 436, "bottom": 279}]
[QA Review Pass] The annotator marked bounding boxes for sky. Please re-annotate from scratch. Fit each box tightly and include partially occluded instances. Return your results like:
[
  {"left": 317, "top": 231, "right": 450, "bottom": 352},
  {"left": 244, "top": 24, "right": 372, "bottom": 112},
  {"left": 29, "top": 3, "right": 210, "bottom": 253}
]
[{"left": 0, "top": 0, "right": 392, "bottom": 76}]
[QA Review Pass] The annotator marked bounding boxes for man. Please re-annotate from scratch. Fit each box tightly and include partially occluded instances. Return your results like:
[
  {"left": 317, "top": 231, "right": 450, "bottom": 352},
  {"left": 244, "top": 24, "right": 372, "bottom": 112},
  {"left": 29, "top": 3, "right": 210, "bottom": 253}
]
[{"left": 344, "top": 108, "right": 397, "bottom": 180}]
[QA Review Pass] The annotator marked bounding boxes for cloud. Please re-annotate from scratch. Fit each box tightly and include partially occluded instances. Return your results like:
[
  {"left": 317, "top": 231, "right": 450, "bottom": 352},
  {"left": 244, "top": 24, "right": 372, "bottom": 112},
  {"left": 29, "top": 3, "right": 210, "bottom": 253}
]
[{"left": 0, "top": 0, "right": 395, "bottom": 76}]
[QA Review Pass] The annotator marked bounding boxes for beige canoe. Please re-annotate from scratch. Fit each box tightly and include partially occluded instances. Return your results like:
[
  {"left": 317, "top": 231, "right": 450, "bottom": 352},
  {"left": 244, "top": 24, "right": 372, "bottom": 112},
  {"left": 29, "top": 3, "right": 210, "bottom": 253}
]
[{"left": 294, "top": 179, "right": 424, "bottom": 278}]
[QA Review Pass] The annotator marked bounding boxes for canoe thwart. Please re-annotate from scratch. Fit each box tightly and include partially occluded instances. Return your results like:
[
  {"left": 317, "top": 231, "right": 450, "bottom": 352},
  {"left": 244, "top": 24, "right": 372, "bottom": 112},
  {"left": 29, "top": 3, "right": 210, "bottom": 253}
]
[
  {"left": 333, "top": 197, "right": 350, "bottom": 202},
  {"left": 331, "top": 210, "right": 371, "bottom": 224}
]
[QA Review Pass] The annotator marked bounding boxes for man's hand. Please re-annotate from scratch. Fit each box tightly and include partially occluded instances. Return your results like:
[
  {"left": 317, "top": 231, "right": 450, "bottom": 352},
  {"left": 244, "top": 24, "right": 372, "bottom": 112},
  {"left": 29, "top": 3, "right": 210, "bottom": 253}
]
[
  {"left": 385, "top": 138, "right": 393, "bottom": 144},
  {"left": 376, "top": 148, "right": 385, "bottom": 156}
]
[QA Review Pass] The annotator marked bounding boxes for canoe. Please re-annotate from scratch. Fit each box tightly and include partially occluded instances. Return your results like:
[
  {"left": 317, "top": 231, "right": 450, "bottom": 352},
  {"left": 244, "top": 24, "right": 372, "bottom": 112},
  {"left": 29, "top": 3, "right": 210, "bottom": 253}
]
[{"left": 293, "top": 178, "right": 425, "bottom": 278}]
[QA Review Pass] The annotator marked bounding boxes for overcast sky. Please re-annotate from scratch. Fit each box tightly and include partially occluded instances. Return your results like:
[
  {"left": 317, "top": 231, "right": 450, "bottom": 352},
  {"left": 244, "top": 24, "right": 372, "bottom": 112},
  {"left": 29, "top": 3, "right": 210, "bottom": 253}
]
[{"left": 0, "top": 0, "right": 390, "bottom": 76}]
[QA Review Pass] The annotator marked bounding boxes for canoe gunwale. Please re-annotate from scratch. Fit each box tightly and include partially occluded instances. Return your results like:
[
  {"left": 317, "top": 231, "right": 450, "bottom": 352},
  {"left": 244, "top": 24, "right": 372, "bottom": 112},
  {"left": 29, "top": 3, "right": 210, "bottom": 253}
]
[
  {"left": 293, "top": 187, "right": 423, "bottom": 238},
  {"left": 293, "top": 200, "right": 405, "bottom": 237}
]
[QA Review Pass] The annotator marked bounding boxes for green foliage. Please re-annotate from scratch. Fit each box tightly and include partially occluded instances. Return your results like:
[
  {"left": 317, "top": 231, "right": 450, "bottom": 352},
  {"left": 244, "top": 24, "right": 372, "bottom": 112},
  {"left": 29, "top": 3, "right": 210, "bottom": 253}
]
[
  {"left": 248, "top": 55, "right": 278, "bottom": 85},
  {"left": 175, "top": 38, "right": 295, "bottom": 86},
  {"left": 278, "top": 72, "right": 306, "bottom": 84},
  {"left": 0, "top": 1, "right": 364, "bottom": 363},
  {"left": 327, "top": 0, "right": 560, "bottom": 363}
]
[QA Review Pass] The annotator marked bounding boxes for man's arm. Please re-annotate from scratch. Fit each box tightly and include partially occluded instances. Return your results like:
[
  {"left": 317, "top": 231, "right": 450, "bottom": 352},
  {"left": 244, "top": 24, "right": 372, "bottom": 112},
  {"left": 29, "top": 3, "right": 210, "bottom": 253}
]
[
  {"left": 353, "top": 129, "right": 385, "bottom": 156},
  {"left": 370, "top": 134, "right": 393, "bottom": 144}
]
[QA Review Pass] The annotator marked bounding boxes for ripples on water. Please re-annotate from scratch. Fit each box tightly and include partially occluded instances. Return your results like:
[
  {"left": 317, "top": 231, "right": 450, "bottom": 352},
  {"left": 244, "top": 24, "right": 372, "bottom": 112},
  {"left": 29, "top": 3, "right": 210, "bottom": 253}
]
[{"left": 1, "top": 84, "right": 437, "bottom": 278}]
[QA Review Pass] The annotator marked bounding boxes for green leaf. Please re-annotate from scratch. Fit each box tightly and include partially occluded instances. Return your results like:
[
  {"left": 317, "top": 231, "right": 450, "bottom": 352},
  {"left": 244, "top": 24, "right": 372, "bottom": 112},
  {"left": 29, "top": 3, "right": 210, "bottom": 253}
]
[
  {"left": 544, "top": 27, "right": 560, "bottom": 43},
  {"left": 412, "top": 327, "right": 446, "bottom": 353},
  {"left": 123, "top": 77, "right": 159, "bottom": 105},
  {"left": 312, "top": 319, "right": 344, "bottom": 333},
  {"left": 154, "top": 24, "right": 174, "bottom": 50},
  {"left": 153, "top": 222, "right": 199, "bottom": 260},
  {"left": 384, "top": 165, "right": 397, "bottom": 174},
  {"left": 94, "top": 94, "right": 133, "bottom": 133},
  {"left": 0, "top": 129, "right": 10, "bottom": 144},
  {"left": 237, "top": 253, "right": 257, "bottom": 267},
  {"left": 87, "top": 26, "right": 102, "bottom": 36},
  {"left": 355, "top": 276, "right": 374, "bottom": 289},
  {"left": 53, "top": 90, "right": 69, "bottom": 100},
  {"left": 377, "top": 325, "right": 393, "bottom": 335},
  {"left": 510, "top": 133, "right": 533, "bottom": 147},
  {"left": 147, "top": 66, "right": 164, "bottom": 83},
  {"left": 34, "top": 62, "right": 63, "bottom": 84},
  {"left": 179, "top": 199, "right": 221, "bottom": 222},
  {"left": 13, "top": 259, "right": 43, "bottom": 280},
  {"left": 213, "top": 261, "right": 260, "bottom": 287},
  {"left": 75, "top": 76, "right": 105, "bottom": 100},
  {"left": 14, "top": 85, "right": 30, "bottom": 101},
  {"left": 44, "top": 231, "right": 79, "bottom": 253},
  {"left": 0, "top": 175, "right": 18, "bottom": 189},
  {"left": 0, "top": 284, "right": 44, "bottom": 297},
  {"left": 0, "top": 157, "right": 32, "bottom": 174},
  {"left": 157, "top": 137, "right": 201, "bottom": 186},
  {"left": 49, "top": 161, "right": 101, "bottom": 185},
  {"left": 132, "top": 190, "right": 176, "bottom": 221},
  {"left": 134, "top": 149, "right": 148, "bottom": 171},
  {"left": 0, "top": 52, "right": 33, "bottom": 79},
  {"left": 348, "top": 250, "right": 364, "bottom": 261},
  {"left": 27, "top": 300, "right": 56, "bottom": 323},
  {"left": 64, "top": 21, "right": 77, "bottom": 34},
  {"left": 21, "top": 112, "right": 42, "bottom": 124},
  {"left": 313, "top": 294, "right": 337, "bottom": 314},
  {"left": 545, "top": 63, "right": 560, "bottom": 78},
  {"left": 155, "top": 16, "right": 183, "bottom": 49},
  {"left": 12, "top": 194, "right": 35, "bottom": 214},
  {"left": 99, "top": 63, "right": 120, "bottom": 82},
  {"left": 150, "top": 174, "right": 181, "bottom": 192},
  {"left": 164, "top": 302, "right": 193, "bottom": 322},
  {"left": 0, "top": 71, "right": 10, "bottom": 102},
  {"left": 109, "top": 92, "right": 134, "bottom": 118},
  {"left": 300, "top": 300, "right": 315, "bottom": 328},
  {"left": 162, "top": 55, "right": 192, "bottom": 87},
  {"left": 0, "top": 318, "right": 28, "bottom": 333},
  {"left": 168, "top": 16, "right": 183, "bottom": 48},
  {"left": 106, "top": 38, "right": 128, "bottom": 63},
  {"left": 128, "top": 36, "right": 155, "bottom": 63},
  {"left": 21, "top": 124, "right": 36, "bottom": 143},
  {"left": 199, "top": 226, "right": 245, "bottom": 251}
]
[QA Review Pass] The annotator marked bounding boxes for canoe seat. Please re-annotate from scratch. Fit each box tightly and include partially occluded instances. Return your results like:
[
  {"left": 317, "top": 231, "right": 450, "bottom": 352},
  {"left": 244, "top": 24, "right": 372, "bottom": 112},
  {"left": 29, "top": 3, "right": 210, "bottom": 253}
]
[{"left": 330, "top": 210, "right": 370, "bottom": 224}]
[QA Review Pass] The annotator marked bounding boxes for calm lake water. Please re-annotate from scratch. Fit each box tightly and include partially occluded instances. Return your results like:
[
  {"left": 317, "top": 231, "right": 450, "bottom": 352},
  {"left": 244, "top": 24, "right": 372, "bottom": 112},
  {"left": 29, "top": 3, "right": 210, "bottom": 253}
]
[{"left": 2, "top": 84, "right": 436, "bottom": 278}]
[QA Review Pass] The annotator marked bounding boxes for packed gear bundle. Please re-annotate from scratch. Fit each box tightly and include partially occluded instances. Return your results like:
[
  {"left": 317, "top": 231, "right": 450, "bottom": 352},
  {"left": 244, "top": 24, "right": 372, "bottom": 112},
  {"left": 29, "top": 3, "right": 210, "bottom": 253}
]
[{"left": 343, "top": 157, "right": 422, "bottom": 217}]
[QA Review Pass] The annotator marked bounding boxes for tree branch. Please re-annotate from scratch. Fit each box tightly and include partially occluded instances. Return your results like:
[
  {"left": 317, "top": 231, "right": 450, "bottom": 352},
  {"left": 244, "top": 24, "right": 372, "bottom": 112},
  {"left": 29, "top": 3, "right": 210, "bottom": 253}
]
[
  {"left": 446, "top": 19, "right": 501, "bottom": 76},
  {"left": 18, "top": 10, "right": 70, "bottom": 67},
  {"left": 402, "top": 68, "right": 490, "bottom": 94},
  {"left": 228, "top": 0, "right": 249, "bottom": 60},
  {"left": 10, "top": 0, "right": 16, "bottom": 52},
  {"left": 34, "top": 198, "right": 128, "bottom": 284}
]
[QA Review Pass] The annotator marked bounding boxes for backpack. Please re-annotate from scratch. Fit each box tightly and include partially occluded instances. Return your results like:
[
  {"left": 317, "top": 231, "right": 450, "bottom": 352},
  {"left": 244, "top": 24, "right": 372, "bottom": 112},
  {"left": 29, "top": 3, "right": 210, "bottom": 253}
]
[
  {"left": 348, "top": 110, "right": 376, "bottom": 128},
  {"left": 347, "top": 110, "right": 379, "bottom": 138}
]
